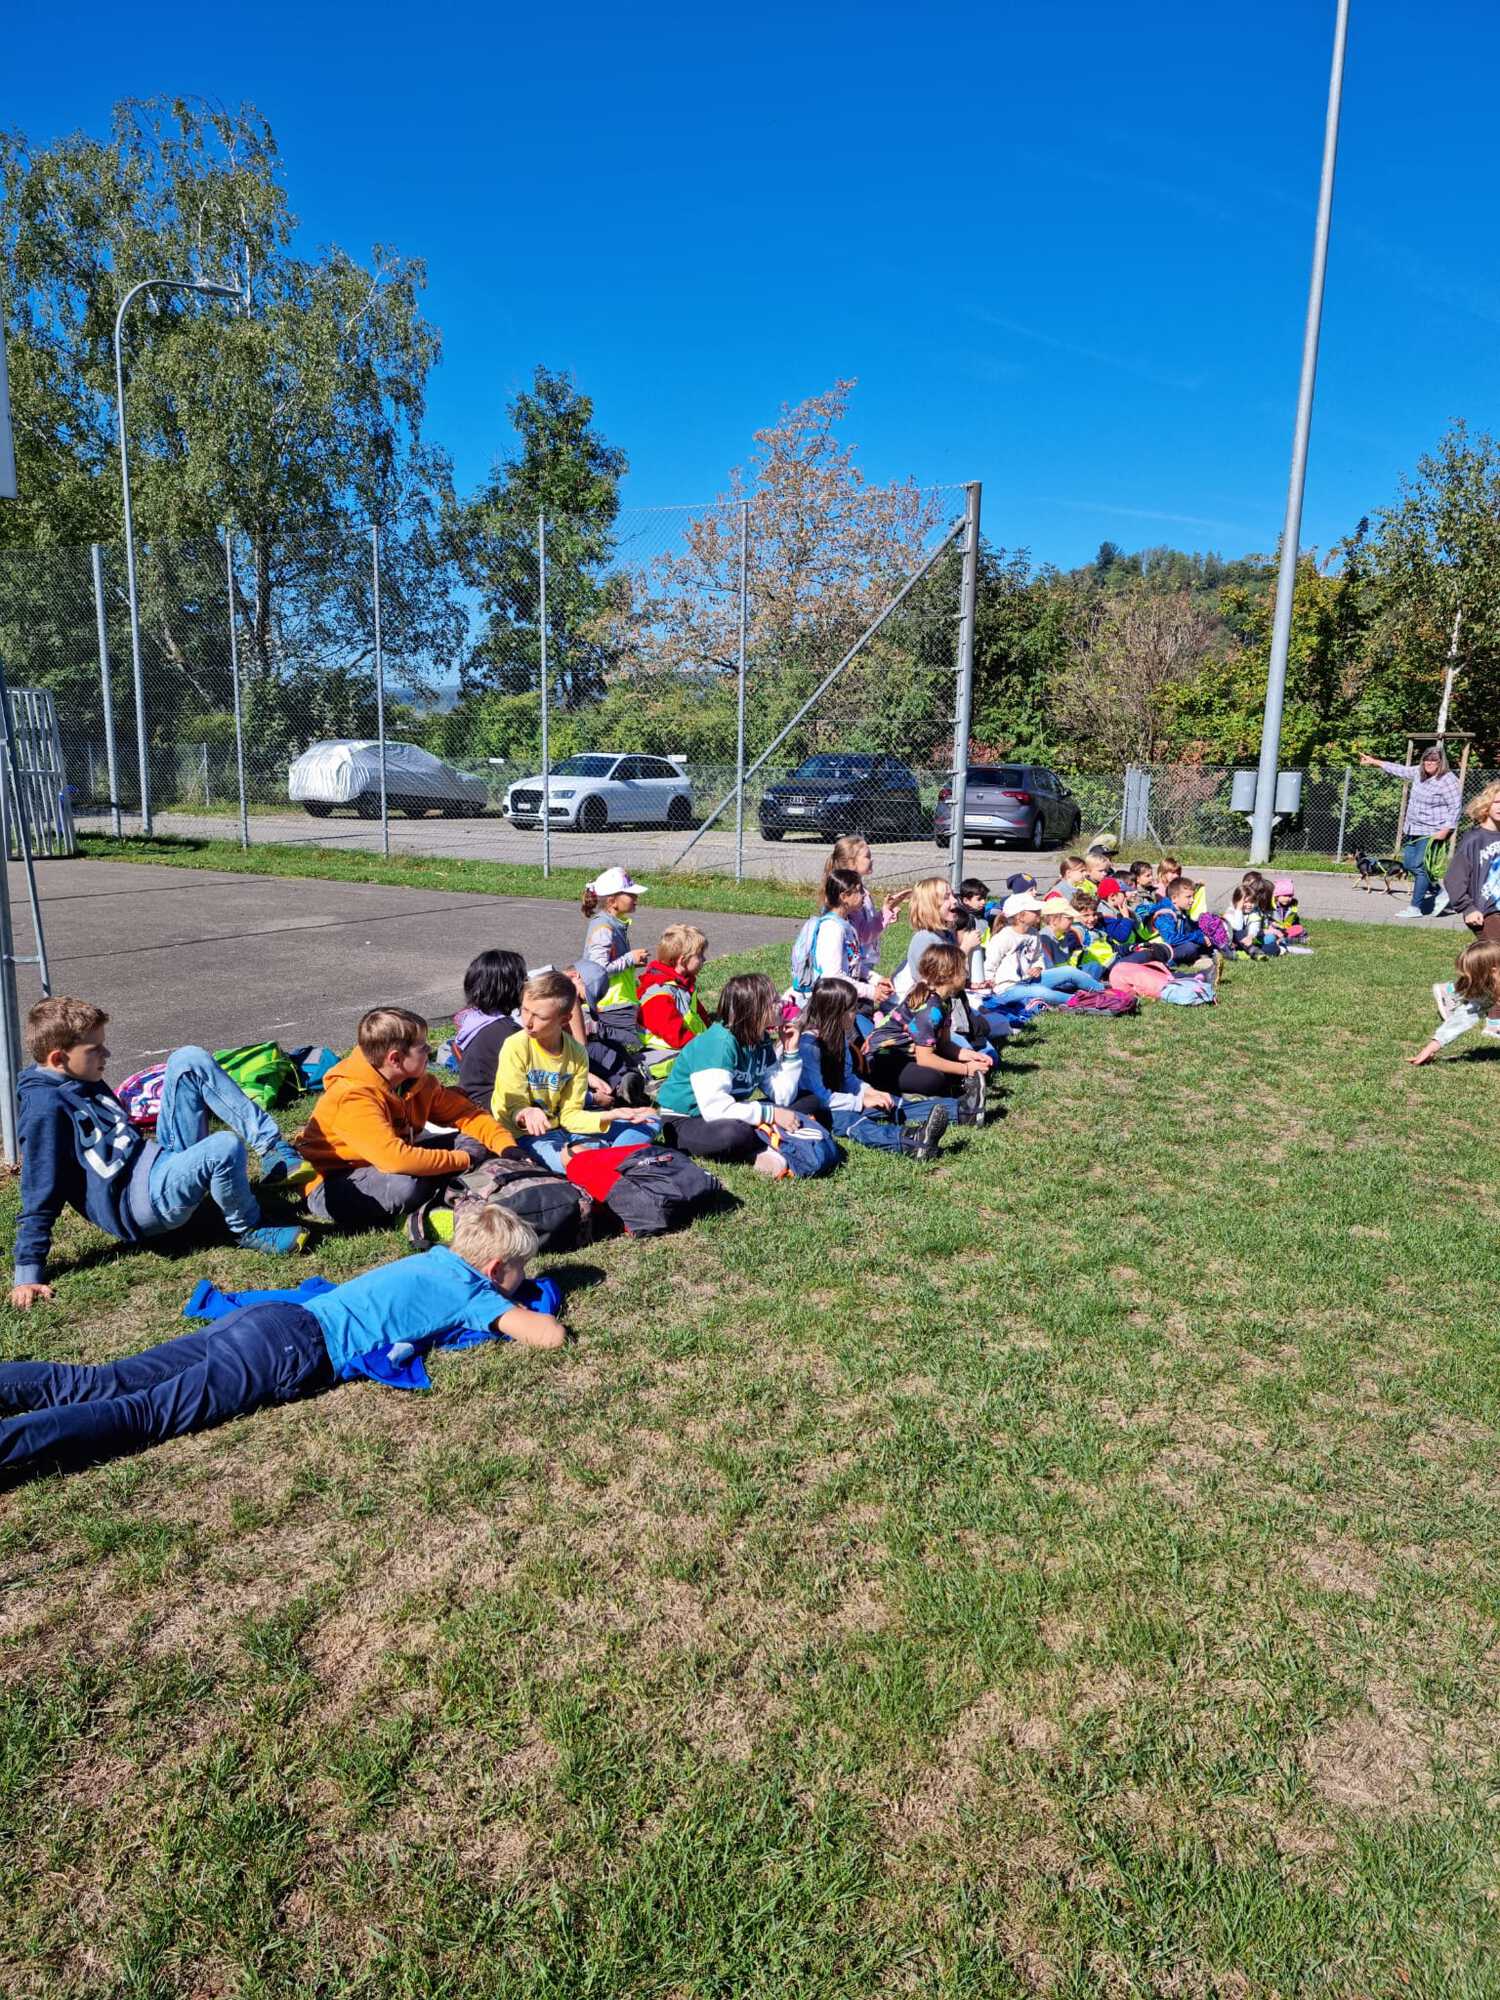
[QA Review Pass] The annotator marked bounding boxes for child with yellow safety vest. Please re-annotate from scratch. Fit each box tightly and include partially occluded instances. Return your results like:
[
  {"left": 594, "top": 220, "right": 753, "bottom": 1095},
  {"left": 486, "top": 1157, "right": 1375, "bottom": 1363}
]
[
  {"left": 637, "top": 926, "right": 711, "bottom": 1080},
  {"left": 578, "top": 868, "right": 650, "bottom": 1032}
]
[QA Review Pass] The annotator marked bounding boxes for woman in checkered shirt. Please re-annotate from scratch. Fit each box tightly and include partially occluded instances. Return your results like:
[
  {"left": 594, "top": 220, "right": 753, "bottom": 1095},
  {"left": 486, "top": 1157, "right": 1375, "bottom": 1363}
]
[{"left": 1358, "top": 747, "right": 1462, "bottom": 918}]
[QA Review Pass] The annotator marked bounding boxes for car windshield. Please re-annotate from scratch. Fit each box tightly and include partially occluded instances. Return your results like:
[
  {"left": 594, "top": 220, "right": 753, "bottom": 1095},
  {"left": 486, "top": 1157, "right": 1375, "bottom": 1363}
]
[
  {"left": 551, "top": 755, "right": 617, "bottom": 777},
  {"left": 792, "top": 757, "right": 873, "bottom": 780}
]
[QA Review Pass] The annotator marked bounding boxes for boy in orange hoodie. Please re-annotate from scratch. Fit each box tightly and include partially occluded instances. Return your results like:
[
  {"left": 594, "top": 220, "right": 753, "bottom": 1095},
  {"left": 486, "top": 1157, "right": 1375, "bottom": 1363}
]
[{"left": 296, "top": 1006, "right": 513, "bottom": 1230}]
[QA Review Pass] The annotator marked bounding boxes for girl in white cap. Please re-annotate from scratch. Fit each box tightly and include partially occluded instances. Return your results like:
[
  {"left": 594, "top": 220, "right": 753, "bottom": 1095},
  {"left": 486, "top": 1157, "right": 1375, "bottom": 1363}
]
[{"left": 578, "top": 868, "right": 650, "bottom": 1024}]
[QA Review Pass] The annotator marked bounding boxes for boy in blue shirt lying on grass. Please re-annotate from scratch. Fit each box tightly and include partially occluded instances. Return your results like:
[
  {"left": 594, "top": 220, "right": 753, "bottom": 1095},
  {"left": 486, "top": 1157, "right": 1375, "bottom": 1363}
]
[{"left": 0, "top": 1206, "right": 564, "bottom": 1484}]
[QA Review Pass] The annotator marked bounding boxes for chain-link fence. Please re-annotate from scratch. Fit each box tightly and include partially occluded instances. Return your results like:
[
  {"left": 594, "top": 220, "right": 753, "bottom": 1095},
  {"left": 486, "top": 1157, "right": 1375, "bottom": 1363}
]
[
  {"left": 0, "top": 484, "right": 981, "bottom": 883},
  {"left": 3, "top": 501, "right": 1492, "bottom": 886}
]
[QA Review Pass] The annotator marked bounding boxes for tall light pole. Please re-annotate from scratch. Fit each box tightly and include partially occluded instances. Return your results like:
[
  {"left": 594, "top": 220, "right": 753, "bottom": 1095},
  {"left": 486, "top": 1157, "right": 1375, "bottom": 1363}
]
[
  {"left": 1249, "top": 0, "right": 1351, "bottom": 865},
  {"left": 113, "top": 276, "right": 243, "bottom": 835}
]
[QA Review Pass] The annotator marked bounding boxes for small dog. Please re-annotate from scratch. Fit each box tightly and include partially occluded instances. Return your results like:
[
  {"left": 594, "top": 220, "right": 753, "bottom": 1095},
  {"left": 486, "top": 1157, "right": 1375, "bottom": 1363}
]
[{"left": 1350, "top": 849, "right": 1409, "bottom": 894}]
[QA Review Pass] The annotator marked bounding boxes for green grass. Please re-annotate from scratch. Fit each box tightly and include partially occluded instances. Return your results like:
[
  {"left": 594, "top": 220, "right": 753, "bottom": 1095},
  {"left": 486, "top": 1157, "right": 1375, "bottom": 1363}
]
[
  {"left": 77, "top": 832, "right": 825, "bottom": 916},
  {"left": 3, "top": 920, "right": 1499, "bottom": 1996}
]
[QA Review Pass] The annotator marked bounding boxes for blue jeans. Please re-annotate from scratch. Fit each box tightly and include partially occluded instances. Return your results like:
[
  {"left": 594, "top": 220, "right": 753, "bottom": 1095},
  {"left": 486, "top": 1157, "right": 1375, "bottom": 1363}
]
[
  {"left": 143, "top": 1045, "right": 281, "bottom": 1239},
  {"left": 990, "top": 982, "right": 1072, "bottom": 1010},
  {"left": 518, "top": 1118, "right": 658, "bottom": 1175},
  {"left": 0, "top": 1301, "right": 333, "bottom": 1481},
  {"left": 1403, "top": 835, "right": 1438, "bottom": 913},
  {"left": 1038, "top": 965, "right": 1106, "bottom": 994}
]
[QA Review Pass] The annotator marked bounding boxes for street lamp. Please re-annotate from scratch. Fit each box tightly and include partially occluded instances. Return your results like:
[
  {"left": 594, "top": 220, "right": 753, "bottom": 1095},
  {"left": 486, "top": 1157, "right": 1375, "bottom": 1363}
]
[
  {"left": 1248, "top": 0, "right": 1351, "bottom": 864},
  {"left": 113, "top": 276, "right": 244, "bottom": 835}
]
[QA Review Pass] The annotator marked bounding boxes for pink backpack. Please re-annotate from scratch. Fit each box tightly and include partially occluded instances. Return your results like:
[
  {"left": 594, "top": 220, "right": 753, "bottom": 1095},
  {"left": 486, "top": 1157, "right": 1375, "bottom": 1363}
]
[{"left": 1108, "top": 961, "right": 1174, "bottom": 1001}]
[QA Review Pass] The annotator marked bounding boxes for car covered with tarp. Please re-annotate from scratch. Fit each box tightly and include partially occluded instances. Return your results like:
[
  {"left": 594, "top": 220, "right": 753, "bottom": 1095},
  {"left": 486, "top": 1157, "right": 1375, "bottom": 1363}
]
[{"left": 288, "top": 741, "right": 490, "bottom": 818}]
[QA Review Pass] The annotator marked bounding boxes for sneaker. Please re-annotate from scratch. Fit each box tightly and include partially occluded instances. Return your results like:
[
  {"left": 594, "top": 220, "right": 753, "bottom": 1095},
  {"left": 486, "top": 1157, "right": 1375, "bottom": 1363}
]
[
  {"left": 1433, "top": 981, "right": 1460, "bottom": 1021},
  {"left": 1431, "top": 890, "right": 1451, "bottom": 918},
  {"left": 1484, "top": 1017, "right": 1500, "bottom": 1040},
  {"left": 901, "top": 1102, "right": 950, "bottom": 1160},
  {"left": 1396, "top": 905, "right": 1423, "bottom": 920},
  {"left": 405, "top": 1200, "right": 455, "bottom": 1248},
  {"left": 959, "top": 1071, "right": 987, "bottom": 1128},
  {"left": 260, "top": 1140, "right": 316, "bottom": 1191},
  {"left": 615, "top": 1069, "right": 651, "bottom": 1108},
  {"left": 236, "top": 1223, "right": 310, "bottom": 1257}
]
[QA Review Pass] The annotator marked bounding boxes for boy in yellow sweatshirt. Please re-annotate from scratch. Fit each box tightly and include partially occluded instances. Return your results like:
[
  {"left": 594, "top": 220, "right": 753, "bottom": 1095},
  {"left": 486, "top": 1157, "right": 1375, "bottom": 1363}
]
[
  {"left": 297, "top": 1006, "right": 513, "bottom": 1230},
  {"left": 491, "top": 970, "right": 658, "bottom": 1172}
]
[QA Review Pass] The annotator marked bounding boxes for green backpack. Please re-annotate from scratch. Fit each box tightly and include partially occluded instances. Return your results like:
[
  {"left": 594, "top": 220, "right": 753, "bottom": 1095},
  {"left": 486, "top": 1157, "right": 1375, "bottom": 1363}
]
[{"left": 212, "top": 1041, "right": 300, "bottom": 1110}]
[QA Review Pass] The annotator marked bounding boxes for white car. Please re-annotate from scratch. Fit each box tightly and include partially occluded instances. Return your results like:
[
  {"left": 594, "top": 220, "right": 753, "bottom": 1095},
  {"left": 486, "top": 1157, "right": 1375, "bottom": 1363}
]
[
  {"left": 289, "top": 740, "right": 490, "bottom": 819},
  {"left": 505, "top": 753, "right": 693, "bottom": 833}
]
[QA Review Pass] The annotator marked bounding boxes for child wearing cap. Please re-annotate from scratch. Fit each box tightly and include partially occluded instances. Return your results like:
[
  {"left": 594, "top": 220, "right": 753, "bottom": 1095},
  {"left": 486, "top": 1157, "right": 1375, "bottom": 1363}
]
[
  {"left": 980, "top": 894, "right": 1074, "bottom": 1010},
  {"left": 579, "top": 868, "right": 650, "bottom": 1034},
  {"left": 1270, "top": 877, "right": 1309, "bottom": 946},
  {"left": 1035, "top": 896, "right": 1109, "bottom": 993}
]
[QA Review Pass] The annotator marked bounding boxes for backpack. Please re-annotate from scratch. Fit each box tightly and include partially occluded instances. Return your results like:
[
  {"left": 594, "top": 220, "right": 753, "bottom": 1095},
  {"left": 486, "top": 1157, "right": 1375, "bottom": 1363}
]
[
  {"left": 1065, "top": 989, "right": 1139, "bottom": 1015},
  {"left": 117, "top": 1063, "right": 168, "bottom": 1130},
  {"left": 569, "top": 1144, "right": 721, "bottom": 1237},
  {"left": 789, "top": 912, "right": 852, "bottom": 994},
  {"left": 447, "top": 1153, "right": 594, "bottom": 1254},
  {"left": 1196, "top": 911, "right": 1231, "bottom": 955},
  {"left": 213, "top": 1041, "right": 301, "bottom": 1110}
]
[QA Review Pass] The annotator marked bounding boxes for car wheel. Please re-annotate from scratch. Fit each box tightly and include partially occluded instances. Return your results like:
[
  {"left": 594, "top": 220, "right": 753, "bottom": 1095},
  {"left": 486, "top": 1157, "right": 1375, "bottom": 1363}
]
[
  {"left": 1027, "top": 815, "right": 1044, "bottom": 849},
  {"left": 303, "top": 801, "right": 333, "bottom": 819},
  {"left": 762, "top": 827, "right": 783, "bottom": 842},
  {"left": 1069, "top": 810, "right": 1082, "bottom": 840},
  {"left": 935, "top": 833, "right": 949, "bottom": 850},
  {"left": 666, "top": 794, "right": 693, "bottom": 830},
  {"left": 578, "top": 795, "right": 608, "bottom": 834},
  {"left": 355, "top": 793, "right": 379, "bottom": 819}
]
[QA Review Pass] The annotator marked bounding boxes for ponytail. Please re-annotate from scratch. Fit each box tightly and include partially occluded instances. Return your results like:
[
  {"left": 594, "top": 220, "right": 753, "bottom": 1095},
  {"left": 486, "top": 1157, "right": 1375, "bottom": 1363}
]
[{"left": 580, "top": 887, "right": 599, "bottom": 918}]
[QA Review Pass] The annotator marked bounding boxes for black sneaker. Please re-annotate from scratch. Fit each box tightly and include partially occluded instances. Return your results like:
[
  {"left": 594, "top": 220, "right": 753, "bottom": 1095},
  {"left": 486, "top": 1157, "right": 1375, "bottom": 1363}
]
[
  {"left": 960, "top": 1071, "right": 987, "bottom": 1128},
  {"left": 900, "top": 1102, "right": 950, "bottom": 1160},
  {"left": 615, "top": 1068, "right": 650, "bottom": 1108}
]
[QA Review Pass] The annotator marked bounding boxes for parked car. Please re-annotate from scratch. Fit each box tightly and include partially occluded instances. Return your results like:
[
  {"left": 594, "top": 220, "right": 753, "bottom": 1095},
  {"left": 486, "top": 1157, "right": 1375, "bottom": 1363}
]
[
  {"left": 288, "top": 741, "right": 490, "bottom": 818},
  {"left": 757, "top": 755, "right": 925, "bottom": 842},
  {"left": 504, "top": 753, "right": 693, "bottom": 832},
  {"left": 932, "top": 764, "right": 1082, "bottom": 849}
]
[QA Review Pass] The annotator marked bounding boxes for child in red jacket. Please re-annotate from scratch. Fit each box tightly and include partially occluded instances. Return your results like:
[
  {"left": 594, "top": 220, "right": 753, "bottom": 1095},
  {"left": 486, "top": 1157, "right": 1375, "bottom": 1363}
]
[{"left": 637, "top": 926, "right": 711, "bottom": 1080}]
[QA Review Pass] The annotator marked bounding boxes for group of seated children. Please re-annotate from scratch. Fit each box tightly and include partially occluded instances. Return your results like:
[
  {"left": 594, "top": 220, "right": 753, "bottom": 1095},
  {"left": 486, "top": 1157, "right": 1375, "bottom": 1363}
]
[{"left": 2, "top": 836, "right": 1322, "bottom": 1484}]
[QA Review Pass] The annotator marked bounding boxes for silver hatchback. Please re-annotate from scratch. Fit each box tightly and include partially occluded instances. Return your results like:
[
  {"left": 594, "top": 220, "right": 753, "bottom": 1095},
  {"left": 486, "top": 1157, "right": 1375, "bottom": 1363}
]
[{"left": 933, "top": 765, "right": 1082, "bottom": 850}]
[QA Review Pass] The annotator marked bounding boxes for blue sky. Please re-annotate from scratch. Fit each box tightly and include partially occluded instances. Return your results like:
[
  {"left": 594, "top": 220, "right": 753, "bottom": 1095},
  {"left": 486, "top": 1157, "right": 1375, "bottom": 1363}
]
[{"left": 10, "top": 0, "right": 1499, "bottom": 567}]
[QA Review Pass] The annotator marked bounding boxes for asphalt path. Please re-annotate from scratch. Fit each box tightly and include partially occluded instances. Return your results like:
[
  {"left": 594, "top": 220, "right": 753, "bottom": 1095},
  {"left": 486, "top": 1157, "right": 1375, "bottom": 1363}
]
[{"left": 11, "top": 859, "right": 799, "bottom": 1078}]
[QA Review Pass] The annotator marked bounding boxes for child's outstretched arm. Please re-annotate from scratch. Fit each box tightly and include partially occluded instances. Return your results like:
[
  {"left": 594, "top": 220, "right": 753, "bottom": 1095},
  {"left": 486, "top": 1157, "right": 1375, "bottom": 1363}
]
[{"left": 494, "top": 1300, "right": 566, "bottom": 1349}]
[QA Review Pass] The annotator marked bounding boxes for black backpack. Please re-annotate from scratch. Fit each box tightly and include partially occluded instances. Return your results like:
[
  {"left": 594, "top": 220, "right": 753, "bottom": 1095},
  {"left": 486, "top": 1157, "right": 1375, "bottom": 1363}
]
[
  {"left": 450, "top": 1154, "right": 594, "bottom": 1254},
  {"left": 602, "top": 1147, "right": 720, "bottom": 1238}
]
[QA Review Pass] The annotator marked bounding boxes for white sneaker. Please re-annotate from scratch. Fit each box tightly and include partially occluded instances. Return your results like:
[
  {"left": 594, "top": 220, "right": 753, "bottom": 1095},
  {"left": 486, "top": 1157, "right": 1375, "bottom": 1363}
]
[
  {"left": 1433, "top": 980, "right": 1460, "bottom": 1020},
  {"left": 1484, "top": 1017, "right": 1500, "bottom": 1041},
  {"left": 1396, "top": 905, "right": 1423, "bottom": 919},
  {"left": 1431, "top": 890, "right": 1451, "bottom": 917}
]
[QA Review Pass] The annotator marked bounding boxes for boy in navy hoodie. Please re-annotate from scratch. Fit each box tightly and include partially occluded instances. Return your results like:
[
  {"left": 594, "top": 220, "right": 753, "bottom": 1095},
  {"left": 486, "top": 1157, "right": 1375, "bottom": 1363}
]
[{"left": 9, "top": 997, "right": 309, "bottom": 1310}]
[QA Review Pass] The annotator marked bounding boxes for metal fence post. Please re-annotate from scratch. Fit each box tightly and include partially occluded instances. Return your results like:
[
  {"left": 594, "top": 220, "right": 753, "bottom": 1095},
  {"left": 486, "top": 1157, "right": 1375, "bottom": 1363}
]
[
  {"left": 947, "top": 482, "right": 982, "bottom": 888},
  {"left": 371, "top": 524, "right": 389, "bottom": 858},
  {"left": 1334, "top": 763, "right": 1351, "bottom": 860},
  {"left": 538, "top": 513, "right": 550, "bottom": 880},
  {"left": 89, "top": 543, "right": 123, "bottom": 837},
  {"left": 733, "top": 501, "right": 749, "bottom": 881},
  {"left": 223, "top": 527, "right": 250, "bottom": 851}
]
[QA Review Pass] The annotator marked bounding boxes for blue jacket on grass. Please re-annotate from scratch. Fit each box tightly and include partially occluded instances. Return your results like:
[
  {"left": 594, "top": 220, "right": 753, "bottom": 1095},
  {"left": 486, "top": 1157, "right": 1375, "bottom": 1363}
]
[{"left": 12, "top": 1067, "right": 156, "bottom": 1285}]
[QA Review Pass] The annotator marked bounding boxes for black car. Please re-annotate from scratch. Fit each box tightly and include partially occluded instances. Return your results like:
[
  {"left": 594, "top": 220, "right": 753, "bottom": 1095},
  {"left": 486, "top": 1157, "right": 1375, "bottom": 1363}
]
[{"left": 758, "top": 754, "right": 925, "bottom": 842}]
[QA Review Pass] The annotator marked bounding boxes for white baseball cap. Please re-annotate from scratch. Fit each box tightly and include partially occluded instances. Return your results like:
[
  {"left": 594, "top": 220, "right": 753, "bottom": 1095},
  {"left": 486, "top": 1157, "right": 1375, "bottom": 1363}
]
[
  {"left": 1002, "top": 891, "right": 1050, "bottom": 917},
  {"left": 587, "top": 867, "right": 649, "bottom": 897}
]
